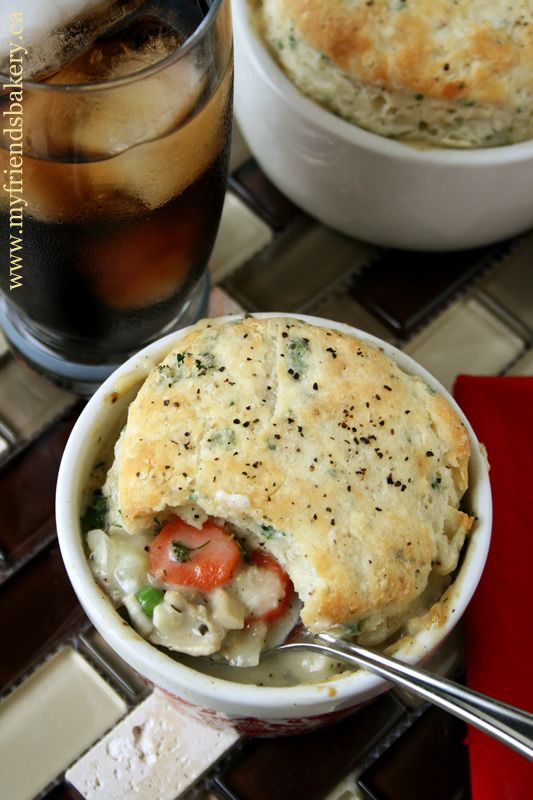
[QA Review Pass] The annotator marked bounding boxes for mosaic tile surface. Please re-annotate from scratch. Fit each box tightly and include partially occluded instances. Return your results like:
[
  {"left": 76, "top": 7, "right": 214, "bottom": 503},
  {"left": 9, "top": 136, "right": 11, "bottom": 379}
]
[{"left": 0, "top": 133, "right": 531, "bottom": 800}]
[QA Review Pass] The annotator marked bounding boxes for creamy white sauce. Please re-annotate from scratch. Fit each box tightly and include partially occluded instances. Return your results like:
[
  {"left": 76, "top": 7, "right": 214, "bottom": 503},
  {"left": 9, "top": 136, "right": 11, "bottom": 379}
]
[
  {"left": 179, "top": 645, "right": 350, "bottom": 687},
  {"left": 213, "top": 490, "right": 251, "bottom": 510}
]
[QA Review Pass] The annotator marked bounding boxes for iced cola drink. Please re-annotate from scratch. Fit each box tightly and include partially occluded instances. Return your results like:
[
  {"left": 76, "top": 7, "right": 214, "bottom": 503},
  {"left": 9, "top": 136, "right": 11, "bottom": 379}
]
[{"left": 0, "top": 0, "right": 232, "bottom": 391}]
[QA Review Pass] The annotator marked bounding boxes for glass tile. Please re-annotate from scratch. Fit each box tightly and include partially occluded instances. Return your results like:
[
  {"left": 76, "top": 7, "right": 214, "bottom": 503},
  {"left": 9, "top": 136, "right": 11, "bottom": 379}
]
[
  {"left": 482, "top": 233, "right": 533, "bottom": 330},
  {"left": 325, "top": 777, "right": 365, "bottom": 800},
  {"left": 0, "top": 412, "right": 77, "bottom": 568},
  {"left": 404, "top": 298, "right": 524, "bottom": 391},
  {"left": 0, "top": 433, "right": 9, "bottom": 460},
  {"left": 0, "top": 646, "right": 126, "bottom": 800},
  {"left": 0, "top": 358, "right": 76, "bottom": 440},
  {"left": 506, "top": 347, "right": 533, "bottom": 376},
  {"left": 350, "top": 244, "right": 503, "bottom": 336},
  {"left": 224, "top": 217, "right": 373, "bottom": 313},
  {"left": 0, "top": 326, "right": 8, "bottom": 359},
  {"left": 229, "top": 122, "right": 252, "bottom": 174},
  {"left": 2, "top": 157, "right": 526, "bottom": 800},
  {"left": 0, "top": 417, "right": 79, "bottom": 565},
  {"left": 79, "top": 629, "right": 148, "bottom": 700},
  {"left": 0, "top": 543, "right": 86, "bottom": 694},
  {"left": 213, "top": 694, "right": 405, "bottom": 800},
  {"left": 357, "top": 707, "right": 470, "bottom": 800},
  {"left": 310, "top": 292, "right": 395, "bottom": 342},
  {"left": 44, "top": 783, "right": 83, "bottom": 800},
  {"left": 0, "top": 415, "right": 17, "bottom": 449},
  {"left": 66, "top": 690, "right": 239, "bottom": 800},
  {"left": 210, "top": 193, "right": 273, "bottom": 284},
  {"left": 207, "top": 286, "right": 245, "bottom": 318},
  {"left": 229, "top": 158, "right": 301, "bottom": 232}
]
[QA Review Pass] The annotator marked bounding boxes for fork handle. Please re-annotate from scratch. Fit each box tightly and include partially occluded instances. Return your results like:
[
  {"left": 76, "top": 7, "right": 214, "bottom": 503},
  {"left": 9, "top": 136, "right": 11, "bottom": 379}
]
[{"left": 301, "top": 632, "right": 533, "bottom": 760}]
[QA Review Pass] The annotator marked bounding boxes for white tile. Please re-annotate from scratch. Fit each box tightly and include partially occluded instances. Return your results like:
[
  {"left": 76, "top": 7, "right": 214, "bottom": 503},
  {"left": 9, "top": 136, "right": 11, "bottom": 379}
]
[
  {"left": 506, "top": 347, "right": 533, "bottom": 376},
  {"left": 0, "top": 647, "right": 127, "bottom": 800},
  {"left": 404, "top": 298, "right": 523, "bottom": 390},
  {"left": 66, "top": 690, "right": 239, "bottom": 800},
  {"left": 209, "top": 193, "right": 272, "bottom": 283}
]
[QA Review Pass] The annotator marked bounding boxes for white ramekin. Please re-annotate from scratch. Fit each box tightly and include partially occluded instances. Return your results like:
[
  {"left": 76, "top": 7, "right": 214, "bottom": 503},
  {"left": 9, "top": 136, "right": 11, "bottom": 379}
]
[
  {"left": 56, "top": 314, "right": 491, "bottom": 734},
  {"left": 233, "top": 0, "right": 533, "bottom": 251}
]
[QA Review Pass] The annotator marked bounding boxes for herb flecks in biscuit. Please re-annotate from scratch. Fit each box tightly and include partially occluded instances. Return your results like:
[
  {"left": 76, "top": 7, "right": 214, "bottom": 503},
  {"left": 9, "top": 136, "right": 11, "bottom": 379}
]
[{"left": 115, "top": 317, "right": 473, "bottom": 646}]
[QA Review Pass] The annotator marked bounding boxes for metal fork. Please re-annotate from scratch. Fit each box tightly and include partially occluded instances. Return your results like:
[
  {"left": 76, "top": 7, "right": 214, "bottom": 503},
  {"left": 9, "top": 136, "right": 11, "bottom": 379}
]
[{"left": 265, "top": 630, "right": 533, "bottom": 760}]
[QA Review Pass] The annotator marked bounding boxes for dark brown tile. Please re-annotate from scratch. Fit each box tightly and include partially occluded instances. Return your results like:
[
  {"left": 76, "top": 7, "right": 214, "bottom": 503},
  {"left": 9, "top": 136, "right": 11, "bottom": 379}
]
[
  {"left": 0, "top": 411, "right": 78, "bottom": 569},
  {"left": 229, "top": 159, "right": 301, "bottom": 232},
  {"left": 358, "top": 706, "right": 471, "bottom": 800},
  {"left": 212, "top": 693, "right": 405, "bottom": 800},
  {"left": 0, "top": 543, "right": 86, "bottom": 694},
  {"left": 44, "top": 782, "right": 84, "bottom": 800},
  {"left": 350, "top": 244, "right": 505, "bottom": 337}
]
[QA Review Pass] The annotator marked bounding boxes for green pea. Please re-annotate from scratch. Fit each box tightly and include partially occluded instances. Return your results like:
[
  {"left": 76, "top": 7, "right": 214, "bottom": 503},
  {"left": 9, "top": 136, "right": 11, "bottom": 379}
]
[{"left": 135, "top": 586, "right": 164, "bottom": 618}]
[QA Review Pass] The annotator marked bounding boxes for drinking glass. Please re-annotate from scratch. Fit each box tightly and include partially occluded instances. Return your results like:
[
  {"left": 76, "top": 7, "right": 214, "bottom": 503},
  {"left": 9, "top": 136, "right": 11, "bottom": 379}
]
[{"left": 0, "top": 0, "right": 233, "bottom": 394}]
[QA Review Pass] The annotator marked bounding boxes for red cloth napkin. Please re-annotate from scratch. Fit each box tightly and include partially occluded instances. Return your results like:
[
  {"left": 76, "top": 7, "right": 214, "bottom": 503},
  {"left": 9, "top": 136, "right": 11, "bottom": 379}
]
[{"left": 453, "top": 376, "right": 533, "bottom": 799}]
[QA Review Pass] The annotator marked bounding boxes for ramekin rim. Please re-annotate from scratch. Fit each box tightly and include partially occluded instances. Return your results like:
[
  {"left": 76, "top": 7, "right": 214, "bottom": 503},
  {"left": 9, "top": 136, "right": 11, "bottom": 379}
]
[{"left": 55, "top": 312, "right": 491, "bottom": 712}]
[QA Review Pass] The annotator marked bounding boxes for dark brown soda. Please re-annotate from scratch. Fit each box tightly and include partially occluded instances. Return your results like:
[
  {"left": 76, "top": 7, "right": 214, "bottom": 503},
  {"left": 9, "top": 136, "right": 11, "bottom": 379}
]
[{"left": 0, "top": 141, "right": 229, "bottom": 358}]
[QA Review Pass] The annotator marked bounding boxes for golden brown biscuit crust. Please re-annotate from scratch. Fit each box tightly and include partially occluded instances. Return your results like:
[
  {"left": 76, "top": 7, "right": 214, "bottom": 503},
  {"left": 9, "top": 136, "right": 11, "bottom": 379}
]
[
  {"left": 274, "top": 0, "right": 533, "bottom": 106},
  {"left": 258, "top": 0, "right": 533, "bottom": 146},
  {"left": 117, "top": 317, "right": 472, "bottom": 631}
]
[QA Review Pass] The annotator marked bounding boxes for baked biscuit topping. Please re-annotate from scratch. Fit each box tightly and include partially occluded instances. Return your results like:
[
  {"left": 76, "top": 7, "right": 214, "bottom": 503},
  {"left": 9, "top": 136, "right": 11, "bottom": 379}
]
[
  {"left": 257, "top": 0, "right": 533, "bottom": 147},
  {"left": 107, "top": 317, "right": 472, "bottom": 651}
]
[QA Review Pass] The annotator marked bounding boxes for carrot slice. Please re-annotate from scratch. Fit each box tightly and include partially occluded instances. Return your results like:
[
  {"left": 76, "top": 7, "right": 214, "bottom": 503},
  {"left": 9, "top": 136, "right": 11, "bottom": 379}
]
[{"left": 149, "top": 519, "right": 241, "bottom": 591}]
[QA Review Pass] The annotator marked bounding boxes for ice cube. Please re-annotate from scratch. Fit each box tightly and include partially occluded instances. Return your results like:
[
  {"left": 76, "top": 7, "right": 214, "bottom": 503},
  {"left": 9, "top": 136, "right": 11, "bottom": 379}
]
[
  {"left": 18, "top": 16, "right": 201, "bottom": 163},
  {"left": 102, "top": 61, "right": 231, "bottom": 209},
  {"left": 0, "top": 0, "right": 145, "bottom": 79},
  {"left": 1, "top": 60, "right": 230, "bottom": 227},
  {"left": 103, "top": 62, "right": 232, "bottom": 211},
  {"left": 48, "top": 13, "right": 184, "bottom": 83}
]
